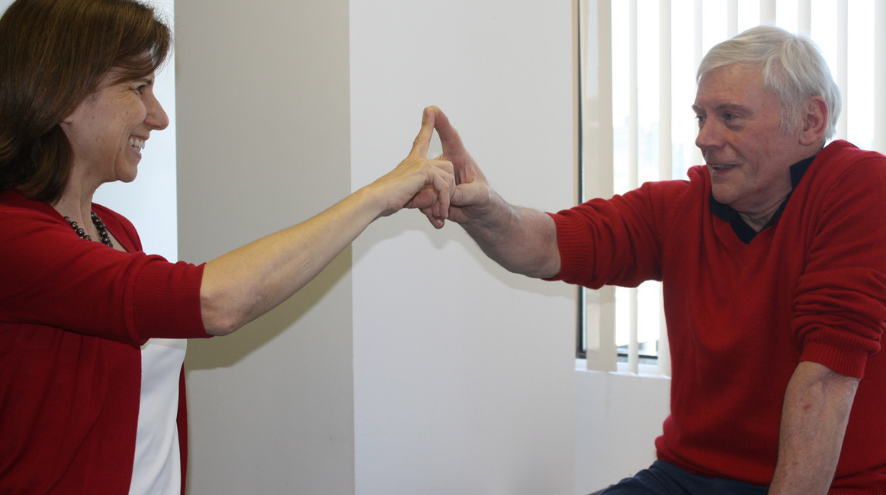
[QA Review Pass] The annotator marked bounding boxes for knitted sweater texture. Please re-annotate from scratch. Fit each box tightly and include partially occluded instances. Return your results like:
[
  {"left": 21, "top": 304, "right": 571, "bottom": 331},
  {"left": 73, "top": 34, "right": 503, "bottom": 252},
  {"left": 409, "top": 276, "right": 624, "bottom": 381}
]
[
  {"left": 0, "top": 190, "right": 207, "bottom": 494},
  {"left": 550, "top": 140, "right": 886, "bottom": 492}
]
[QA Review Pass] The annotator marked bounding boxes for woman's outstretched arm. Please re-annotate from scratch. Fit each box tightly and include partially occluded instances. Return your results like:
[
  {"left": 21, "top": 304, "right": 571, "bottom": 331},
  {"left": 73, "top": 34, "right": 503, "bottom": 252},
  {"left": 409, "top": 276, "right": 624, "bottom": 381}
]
[{"left": 200, "top": 107, "right": 453, "bottom": 336}]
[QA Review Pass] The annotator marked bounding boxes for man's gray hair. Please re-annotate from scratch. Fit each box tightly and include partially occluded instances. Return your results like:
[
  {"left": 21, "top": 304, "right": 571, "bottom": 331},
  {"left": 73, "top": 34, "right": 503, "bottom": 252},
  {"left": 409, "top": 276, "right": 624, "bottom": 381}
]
[{"left": 697, "top": 25, "right": 841, "bottom": 140}]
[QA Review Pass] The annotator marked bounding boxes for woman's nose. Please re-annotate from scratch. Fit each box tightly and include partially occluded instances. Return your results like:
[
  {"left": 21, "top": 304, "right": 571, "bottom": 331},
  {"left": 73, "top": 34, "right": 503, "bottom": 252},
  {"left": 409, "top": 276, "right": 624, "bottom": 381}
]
[{"left": 145, "top": 91, "right": 169, "bottom": 131}]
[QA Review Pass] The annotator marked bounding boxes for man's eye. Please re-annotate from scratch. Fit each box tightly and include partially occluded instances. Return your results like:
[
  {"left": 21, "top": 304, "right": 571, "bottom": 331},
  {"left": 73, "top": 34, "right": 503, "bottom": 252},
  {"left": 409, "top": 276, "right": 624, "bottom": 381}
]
[{"left": 723, "top": 113, "right": 735, "bottom": 120}]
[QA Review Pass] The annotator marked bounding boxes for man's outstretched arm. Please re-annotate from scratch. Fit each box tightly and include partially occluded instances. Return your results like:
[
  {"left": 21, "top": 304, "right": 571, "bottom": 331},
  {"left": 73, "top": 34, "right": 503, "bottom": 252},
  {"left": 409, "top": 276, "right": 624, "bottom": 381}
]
[{"left": 429, "top": 106, "right": 561, "bottom": 279}]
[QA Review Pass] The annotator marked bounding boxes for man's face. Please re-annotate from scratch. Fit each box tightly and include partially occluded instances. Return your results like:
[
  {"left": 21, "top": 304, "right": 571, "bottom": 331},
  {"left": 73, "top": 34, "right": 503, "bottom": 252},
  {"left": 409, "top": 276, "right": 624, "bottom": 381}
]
[{"left": 693, "top": 64, "right": 806, "bottom": 225}]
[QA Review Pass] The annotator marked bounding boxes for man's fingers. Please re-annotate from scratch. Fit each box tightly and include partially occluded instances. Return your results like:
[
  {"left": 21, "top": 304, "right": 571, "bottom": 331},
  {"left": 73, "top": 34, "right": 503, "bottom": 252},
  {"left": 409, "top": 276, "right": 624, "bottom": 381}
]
[
  {"left": 410, "top": 106, "right": 437, "bottom": 158},
  {"left": 431, "top": 106, "right": 466, "bottom": 154},
  {"left": 419, "top": 206, "right": 444, "bottom": 229},
  {"left": 452, "top": 181, "right": 482, "bottom": 206},
  {"left": 421, "top": 161, "right": 453, "bottom": 221}
]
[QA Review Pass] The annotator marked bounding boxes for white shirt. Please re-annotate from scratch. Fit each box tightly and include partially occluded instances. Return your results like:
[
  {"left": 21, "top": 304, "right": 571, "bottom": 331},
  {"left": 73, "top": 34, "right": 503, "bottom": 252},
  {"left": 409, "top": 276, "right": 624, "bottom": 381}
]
[{"left": 128, "top": 338, "right": 187, "bottom": 495}]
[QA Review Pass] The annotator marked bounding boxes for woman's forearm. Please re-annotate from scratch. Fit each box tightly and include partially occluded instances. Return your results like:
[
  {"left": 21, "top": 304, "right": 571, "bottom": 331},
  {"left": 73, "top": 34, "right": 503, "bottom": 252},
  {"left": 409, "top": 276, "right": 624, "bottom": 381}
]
[
  {"left": 199, "top": 108, "right": 455, "bottom": 336},
  {"left": 200, "top": 186, "right": 383, "bottom": 336}
]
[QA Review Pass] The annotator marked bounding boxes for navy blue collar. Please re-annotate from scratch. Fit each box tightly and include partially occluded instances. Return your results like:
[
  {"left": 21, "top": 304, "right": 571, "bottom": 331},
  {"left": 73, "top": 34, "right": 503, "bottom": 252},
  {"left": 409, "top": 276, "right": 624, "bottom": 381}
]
[{"left": 709, "top": 154, "right": 816, "bottom": 244}]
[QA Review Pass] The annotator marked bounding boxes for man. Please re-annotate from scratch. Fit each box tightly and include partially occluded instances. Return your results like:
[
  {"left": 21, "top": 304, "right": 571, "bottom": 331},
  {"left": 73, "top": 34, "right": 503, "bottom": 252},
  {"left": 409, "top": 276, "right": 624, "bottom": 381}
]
[{"left": 427, "top": 26, "right": 886, "bottom": 494}]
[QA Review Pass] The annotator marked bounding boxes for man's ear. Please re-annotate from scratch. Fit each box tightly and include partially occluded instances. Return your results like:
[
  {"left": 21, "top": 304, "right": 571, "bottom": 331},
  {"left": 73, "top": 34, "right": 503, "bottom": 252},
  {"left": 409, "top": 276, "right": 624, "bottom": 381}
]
[{"left": 799, "top": 96, "right": 828, "bottom": 146}]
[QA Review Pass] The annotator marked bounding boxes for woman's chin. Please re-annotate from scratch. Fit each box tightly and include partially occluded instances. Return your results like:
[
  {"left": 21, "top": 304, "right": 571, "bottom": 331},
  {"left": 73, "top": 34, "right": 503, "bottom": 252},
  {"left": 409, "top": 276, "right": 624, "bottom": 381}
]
[{"left": 116, "top": 169, "right": 138, "bottom": 184}]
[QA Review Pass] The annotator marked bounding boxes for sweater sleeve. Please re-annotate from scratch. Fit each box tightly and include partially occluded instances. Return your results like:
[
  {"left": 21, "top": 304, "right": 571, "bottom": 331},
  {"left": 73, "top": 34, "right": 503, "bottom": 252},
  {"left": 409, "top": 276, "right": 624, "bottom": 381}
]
[
  {"left": 0, "top": 206, "right": 206, "bottom": 346},
  {"left": 792, "top": 151, "right": 886, "bottom": 379},
  {"left": 547, "top": 179, "right": 689, "bottom": 289}
]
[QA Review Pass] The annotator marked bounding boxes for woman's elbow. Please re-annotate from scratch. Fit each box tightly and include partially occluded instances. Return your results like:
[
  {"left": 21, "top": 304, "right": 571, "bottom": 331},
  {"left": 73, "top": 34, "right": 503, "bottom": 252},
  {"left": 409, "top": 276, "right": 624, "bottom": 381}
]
[
  {"left": 200, "top": 290, "right": 246, "bottom": 337},
  {"left": 203, "top": 314, "right": 240, "bottom": 336}
]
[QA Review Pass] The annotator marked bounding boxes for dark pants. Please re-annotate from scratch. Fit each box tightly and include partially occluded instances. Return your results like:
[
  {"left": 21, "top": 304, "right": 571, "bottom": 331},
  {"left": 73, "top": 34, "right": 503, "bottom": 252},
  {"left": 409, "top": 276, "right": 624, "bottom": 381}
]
[{"left": 588, "top": 460, "right": 768, "bottom": 495}]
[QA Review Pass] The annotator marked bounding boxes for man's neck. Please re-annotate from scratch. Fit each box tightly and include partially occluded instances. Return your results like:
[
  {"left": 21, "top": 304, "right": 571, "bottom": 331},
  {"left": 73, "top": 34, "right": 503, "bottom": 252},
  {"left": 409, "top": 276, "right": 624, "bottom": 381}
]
[{"left": 738, "top": 195, "right": 789, "bottom": 232}]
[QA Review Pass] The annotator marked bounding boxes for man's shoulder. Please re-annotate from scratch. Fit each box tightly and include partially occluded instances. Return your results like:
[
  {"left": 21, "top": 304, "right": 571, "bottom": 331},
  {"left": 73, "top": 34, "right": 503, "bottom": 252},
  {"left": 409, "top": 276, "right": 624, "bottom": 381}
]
[
  {"left": 815, "top": 140, "right": 886, "bottom": 170},
  {"left": 638, "top": 166, "right": 707, "bottom": 206},
  {"left": 805, "top": 140, "right": 886, "bottom": 190}
]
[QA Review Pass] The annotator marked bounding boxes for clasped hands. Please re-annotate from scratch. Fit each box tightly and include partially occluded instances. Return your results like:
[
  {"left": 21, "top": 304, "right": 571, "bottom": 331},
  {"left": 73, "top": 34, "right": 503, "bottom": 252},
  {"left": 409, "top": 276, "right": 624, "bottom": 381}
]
[{"left": 370, "top": 106, "right": 490, "bottom": 228}]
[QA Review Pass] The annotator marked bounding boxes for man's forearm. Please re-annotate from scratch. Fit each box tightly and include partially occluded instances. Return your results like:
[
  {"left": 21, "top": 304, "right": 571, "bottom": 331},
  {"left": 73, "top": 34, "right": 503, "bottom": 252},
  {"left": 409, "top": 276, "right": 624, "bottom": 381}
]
[
  {"left": 461, "top": 192, "right": 561, "bottom": 279},
  {"left": 769, "top": 361, "right": 859, "bottom": 495}
]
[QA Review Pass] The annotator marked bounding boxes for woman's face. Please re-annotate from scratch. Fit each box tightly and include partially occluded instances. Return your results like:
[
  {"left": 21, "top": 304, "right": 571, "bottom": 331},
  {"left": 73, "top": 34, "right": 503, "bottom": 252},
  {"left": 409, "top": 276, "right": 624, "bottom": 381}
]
[{"left": 61, "top": 68, "right": 169, "bottom": 188}]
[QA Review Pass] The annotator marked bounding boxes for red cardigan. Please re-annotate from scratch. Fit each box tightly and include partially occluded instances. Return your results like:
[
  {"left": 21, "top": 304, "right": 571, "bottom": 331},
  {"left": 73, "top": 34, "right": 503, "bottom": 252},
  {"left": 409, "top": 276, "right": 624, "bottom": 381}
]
[
  {"left": 550, "top": 140, "right": 886, "bottom": 493},
  {"left": 0, "top": 190, "right": 207, "bottom": 494}
]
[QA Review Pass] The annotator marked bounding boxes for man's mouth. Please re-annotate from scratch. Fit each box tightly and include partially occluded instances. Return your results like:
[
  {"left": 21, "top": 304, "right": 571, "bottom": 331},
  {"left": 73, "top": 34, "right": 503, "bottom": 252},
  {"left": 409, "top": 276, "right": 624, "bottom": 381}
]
[{"left": 130, "top": 137, "right": 145, "bottom": 151}]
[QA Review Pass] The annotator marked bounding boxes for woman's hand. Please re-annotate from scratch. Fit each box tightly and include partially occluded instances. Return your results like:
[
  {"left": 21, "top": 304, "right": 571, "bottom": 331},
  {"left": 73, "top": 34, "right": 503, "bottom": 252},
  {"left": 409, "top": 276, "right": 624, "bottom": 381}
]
[
  {"left": 365, "top": 107, "right": 455, "bottom": 229},
  {"left": 201, "top": 107, "right": 456, "bottom": 335}
]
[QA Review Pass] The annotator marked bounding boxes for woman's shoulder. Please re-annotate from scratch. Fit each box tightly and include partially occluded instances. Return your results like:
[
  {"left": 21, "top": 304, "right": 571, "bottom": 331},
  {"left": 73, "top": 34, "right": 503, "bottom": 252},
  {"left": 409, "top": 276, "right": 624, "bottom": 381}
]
[
  {"left": 0, "top": 190, "right": 143, "bottom": 252},
  {"left": 0, "top": 189, "right": 65, "bottom": 232}
]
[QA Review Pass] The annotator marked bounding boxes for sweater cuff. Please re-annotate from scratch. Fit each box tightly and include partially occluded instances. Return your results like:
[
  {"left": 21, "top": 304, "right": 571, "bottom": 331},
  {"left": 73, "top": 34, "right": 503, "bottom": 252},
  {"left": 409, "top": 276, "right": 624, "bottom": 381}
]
[
  {"left": 544, "top": 211, "right": 589, "bottom": 284},
  {"left": 799, "top": 340, "right": 870, "bottom": 379},
  {"left": 127, "top": 257, "right": 209, "bottom": 342}
]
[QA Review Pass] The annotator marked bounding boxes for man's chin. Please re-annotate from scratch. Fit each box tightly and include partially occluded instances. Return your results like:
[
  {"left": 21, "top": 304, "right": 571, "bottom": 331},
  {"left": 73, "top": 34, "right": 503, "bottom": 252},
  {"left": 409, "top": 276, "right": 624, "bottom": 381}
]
[{"left": 710, "top": 187, "right": 738, "bottom": 207}]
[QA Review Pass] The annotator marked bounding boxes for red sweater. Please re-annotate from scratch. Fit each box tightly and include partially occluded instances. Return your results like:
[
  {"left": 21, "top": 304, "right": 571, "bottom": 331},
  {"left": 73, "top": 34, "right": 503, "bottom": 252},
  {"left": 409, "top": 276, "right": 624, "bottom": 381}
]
[
  {"left": 0, "top": 190, "right": 207, "bottom": 494},
  {"left": 550, "top": 140, "right": 886, "bottom": 492}
]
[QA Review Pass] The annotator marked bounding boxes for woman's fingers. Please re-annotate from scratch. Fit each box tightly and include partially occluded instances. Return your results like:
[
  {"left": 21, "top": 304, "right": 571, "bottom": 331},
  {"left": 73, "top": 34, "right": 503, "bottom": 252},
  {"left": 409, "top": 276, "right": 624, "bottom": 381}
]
[
  {"left": 410, "top": 107, "right": 437, "bottom": 159},
  {"left": 403, "top": 160, "right": 453, "bottom": 210}
]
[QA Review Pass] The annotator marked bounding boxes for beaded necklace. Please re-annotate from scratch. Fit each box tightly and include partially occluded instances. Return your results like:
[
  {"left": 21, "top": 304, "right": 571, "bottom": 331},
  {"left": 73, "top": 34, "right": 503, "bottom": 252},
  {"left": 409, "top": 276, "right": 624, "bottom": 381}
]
[{"left": 64, "top": 211, "right": 114, "bottom": 248}]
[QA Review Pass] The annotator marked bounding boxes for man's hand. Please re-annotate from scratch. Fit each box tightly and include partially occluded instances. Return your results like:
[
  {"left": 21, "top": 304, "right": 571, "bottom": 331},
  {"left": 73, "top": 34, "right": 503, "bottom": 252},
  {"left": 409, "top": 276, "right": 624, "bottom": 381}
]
[
  {"left": 411, "top": 106, "right": 561, "bottom": 278},
  {"left": 368, "top": 106, "right": 455, "bottom": 229},
  {"left": 424, "top": 106, "right": 497, "bottom": 225}
]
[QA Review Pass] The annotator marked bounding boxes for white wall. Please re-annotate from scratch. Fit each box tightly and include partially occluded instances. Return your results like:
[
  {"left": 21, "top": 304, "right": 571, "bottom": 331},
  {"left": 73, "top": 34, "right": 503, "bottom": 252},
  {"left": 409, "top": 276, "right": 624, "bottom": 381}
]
[
  {"left": 175, "top": 0, "right": 355, "bottom": 493},
  {"left": 350, "top": 1, "right": 577, "bottom": 493},
  {"left": 574, "top": 370, "right": 670, "bottom": 493},
  {"left": 175, "top": 0, "right": 578, "bottom": 492}
]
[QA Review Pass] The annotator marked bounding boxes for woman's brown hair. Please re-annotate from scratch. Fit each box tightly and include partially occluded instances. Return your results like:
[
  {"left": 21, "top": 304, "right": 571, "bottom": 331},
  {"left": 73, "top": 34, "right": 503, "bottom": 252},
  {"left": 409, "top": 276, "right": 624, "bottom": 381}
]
[{"left": 0, "top": 0, "right": 171, "bottom": 203}]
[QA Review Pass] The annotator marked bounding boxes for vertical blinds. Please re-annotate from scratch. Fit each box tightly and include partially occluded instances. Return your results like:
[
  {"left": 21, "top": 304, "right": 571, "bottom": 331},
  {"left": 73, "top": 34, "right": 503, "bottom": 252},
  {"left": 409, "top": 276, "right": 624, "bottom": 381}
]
[{"left": 579, "top": 0, "right": 885, "bottom": 375}]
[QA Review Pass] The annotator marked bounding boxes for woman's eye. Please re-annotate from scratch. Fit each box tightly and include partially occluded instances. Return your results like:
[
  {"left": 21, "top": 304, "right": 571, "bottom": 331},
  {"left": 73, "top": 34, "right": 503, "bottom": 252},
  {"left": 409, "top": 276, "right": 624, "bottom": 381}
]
[{"left": 132, "top": 80, "right": 152, "bottom": 94}]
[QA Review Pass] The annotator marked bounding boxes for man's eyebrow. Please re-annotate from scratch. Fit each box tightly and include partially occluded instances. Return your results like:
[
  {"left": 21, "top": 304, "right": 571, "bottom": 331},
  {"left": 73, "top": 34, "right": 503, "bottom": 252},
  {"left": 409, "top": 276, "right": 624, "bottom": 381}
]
[{"left": 692, "top": 102, "right": 752, "bottom": 114}]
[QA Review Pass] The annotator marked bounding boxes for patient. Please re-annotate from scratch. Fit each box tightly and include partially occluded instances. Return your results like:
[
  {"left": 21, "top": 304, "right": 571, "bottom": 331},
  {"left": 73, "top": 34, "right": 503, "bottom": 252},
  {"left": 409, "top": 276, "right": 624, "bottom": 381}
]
[{"left": 428, "top": 25, "right": 886, "bottom": 494}]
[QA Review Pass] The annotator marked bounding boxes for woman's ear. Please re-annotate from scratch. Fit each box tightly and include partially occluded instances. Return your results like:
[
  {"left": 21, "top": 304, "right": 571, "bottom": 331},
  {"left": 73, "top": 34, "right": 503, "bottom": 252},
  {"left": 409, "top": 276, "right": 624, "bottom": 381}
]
[{"left": 61, "top": 105, "right": 80, "bottom": 125}]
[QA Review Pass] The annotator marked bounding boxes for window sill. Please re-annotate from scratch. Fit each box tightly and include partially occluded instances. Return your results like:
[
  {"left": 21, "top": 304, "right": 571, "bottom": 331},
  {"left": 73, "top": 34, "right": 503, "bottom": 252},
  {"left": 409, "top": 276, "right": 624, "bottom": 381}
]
[{"left": 574, "top": 358, "right": 671, "bottom": 379}]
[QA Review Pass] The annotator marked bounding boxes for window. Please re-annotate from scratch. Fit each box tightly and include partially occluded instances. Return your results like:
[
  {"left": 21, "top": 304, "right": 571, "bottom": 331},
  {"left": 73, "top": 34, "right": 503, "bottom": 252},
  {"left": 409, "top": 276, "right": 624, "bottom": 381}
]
[{"left": 577, "top": 0, "right": 886, "bottom": 375}]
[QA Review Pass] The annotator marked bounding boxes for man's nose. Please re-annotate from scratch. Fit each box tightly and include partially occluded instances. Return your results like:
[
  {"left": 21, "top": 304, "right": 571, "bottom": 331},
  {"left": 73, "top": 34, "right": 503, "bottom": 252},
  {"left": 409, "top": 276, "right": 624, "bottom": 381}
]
[{"left": 695, "top": 120, "right": 725, "bottom": 153}]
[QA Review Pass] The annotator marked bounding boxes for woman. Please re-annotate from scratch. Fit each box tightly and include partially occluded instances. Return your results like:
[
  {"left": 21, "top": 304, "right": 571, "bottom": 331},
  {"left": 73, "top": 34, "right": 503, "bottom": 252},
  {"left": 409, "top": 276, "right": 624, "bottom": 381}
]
[{"left": 0, "top": 0, "right": 453, "bottom": 493}]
